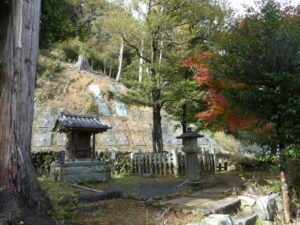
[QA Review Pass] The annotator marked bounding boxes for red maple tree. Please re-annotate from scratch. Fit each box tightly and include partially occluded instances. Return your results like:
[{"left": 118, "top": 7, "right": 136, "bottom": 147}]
[{"left": 181, "top": 52, "right": 271, "bottom": 132}]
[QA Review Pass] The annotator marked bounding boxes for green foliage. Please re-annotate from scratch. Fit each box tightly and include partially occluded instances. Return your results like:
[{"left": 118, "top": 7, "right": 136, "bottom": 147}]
[
  {"left": 32, "top": 152, "right": 59, "bottom": 175},
  {"left": 255, "top": 219, "right": 267, "bottom": 225},
  {"left": 40, "top": 0, "right": 89, "bottom": 49},
  {"left": 60, "top": 44, "right": 79, "bottom": 62},
  {"left": 209, "top": 1, "right": 300, "bottom": 159},
  {"left": 37, "top": 62, "right": 47, "bottom": 74},
  {"left": 34, "top": 92, "right": 54, "bottom": 103},
  {"left": 54, "top": 61, "right": 63, "bottom": 73},
  {"left": 98, "top": 152, "right": 132, "bottom": 175},
  {"left": 42, "top": 69, "right": 54, "bottom": 80},
  {"left": 49, "top": 195, "right": 79, "bottom": 221}
]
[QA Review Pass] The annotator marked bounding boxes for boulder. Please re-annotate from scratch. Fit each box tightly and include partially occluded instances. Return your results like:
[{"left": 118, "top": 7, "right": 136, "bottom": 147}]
[
  {"left": 238, "top": 196, "right": 256, "bottom": 206},
  {"left": 254, "top": 195, "right": 277, "bottom": 221},
  {"left": 200, "top": 198, "right": 241, "bottom": 215},
  {"left": 75, "top": 55, "right": 91, "bottom": 72},
  {"left": 232, "top": 214, "right": 257, "bottom": 225},
  {"left": 200, "top": 214, "right": 233, "bottom": 225}
]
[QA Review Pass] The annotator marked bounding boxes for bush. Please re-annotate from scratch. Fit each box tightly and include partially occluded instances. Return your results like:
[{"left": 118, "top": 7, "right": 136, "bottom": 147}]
[
  {"left": 42, "top": 69, "right": 54, "bottom": 79},
  {"left": 32, "top": 151, "right": 59, "bottom": 175},
  {"left": 61, "top": 45, "right": 79, "bottom": 62},
  {"left": 54, "top": 60, "right": 63, "bottom": 72},
  {"left": 34, "top": 91, "right": 54, "bottom": 103},
  {"left": 97, "top": 151, "right": 132, "bottom": 175}
]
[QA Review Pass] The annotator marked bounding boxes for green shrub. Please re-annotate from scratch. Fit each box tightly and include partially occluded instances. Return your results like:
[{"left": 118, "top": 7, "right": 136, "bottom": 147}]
[
  {"left": 42, "top": 69, "right": 54, "bottom": 79},
  {"left": 61, "top": 46, "right": 79, "bottom": 62},
  {"left": 97, "top": 151, "right": 132, "bottom": 175},
  {"left": 54, "top": 60, "right": 63, "bottom": 72},
  {"left": 37, "top": 63, "right": 47, "bottom": 74},
  {"left": 34, "top": 92, "right": 54, "bottom": 103},
  {"left": 32, "top": 151, "right": 59, "bottom": 175}
]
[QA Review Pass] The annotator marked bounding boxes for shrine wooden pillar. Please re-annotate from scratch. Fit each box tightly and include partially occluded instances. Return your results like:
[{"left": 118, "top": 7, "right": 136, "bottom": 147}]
[{"left": 92, "top": 133, "right": 96, "bottom": 161}]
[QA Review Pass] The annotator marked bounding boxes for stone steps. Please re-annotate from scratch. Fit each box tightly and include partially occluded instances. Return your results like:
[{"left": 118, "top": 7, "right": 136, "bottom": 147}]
[
  {"left": 188, "top": 213, "right": 258, "bottom": 225},
  {"left": 199, "top": 198, "right": 241, "bottom": 216}
]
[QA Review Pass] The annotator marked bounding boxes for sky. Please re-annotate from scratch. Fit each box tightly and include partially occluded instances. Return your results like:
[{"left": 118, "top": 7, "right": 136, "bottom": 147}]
[{"left": 229, "top": 0, "right": 300, "bottom": 16}]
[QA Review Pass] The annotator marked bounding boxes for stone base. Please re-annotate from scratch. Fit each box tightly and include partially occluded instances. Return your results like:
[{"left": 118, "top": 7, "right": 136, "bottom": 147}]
[{"left": 50, "top": 161, "right": 111, "bottom": 183}]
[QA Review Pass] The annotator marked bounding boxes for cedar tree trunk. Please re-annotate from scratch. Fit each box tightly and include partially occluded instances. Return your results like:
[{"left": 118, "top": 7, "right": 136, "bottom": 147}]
[{"left": 0, "top": 0, "right": 48, "bottom": 223}]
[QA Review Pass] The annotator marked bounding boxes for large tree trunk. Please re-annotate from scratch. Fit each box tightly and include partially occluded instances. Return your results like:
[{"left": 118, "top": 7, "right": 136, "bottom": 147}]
[
  {"left": 116, "top": 37, "right": 124, "bottom": 82},
  {"left": 152, "top": 104, "right": 163, "bottom": 153},
  {"left": 0, "top": 0, "right": 49, "bottom": 223}
]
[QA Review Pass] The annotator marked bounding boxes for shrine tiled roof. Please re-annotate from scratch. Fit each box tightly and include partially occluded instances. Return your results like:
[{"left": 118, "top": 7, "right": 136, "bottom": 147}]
[{"left": 53, "top": 112, "right": 110, "bottom": 133}]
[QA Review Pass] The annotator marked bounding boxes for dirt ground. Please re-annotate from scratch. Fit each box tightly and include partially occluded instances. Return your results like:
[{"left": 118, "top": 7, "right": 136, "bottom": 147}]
[{"left": 38, "top": 171, "right": 281, "bottom": 225}]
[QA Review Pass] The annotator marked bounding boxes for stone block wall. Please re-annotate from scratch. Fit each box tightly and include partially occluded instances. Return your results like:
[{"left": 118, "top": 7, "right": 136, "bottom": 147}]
[{"left": 31, "top": 90, "right": 183, "bottom": 153}]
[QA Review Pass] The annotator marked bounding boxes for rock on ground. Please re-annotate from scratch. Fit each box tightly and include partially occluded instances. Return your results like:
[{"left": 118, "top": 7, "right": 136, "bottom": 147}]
[
  {"left": 232, "top": 214, "right": 257, "bottom": 225},
  {"left": 200, "top": 198, "right": 241, "bottom": 216},
  {"left": 200, "top": 214, "right": 233, "bottom": 225},
  {"left": 254, "top": 195, "right": 277, "bottom": 221},
  {"left": 75, "top": 55, "right": 91, "bottom": 72}
]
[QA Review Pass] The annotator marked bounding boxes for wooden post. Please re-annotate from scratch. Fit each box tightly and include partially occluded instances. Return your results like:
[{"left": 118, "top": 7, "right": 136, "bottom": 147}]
[
  {"left": 145, "top": 153, "right": 149, "bottom": 173},
  {"left": 158, "top": 153, "right": 162, "bottom": 175},
  {"left": 149, "top": 153, "right": 153, "bottom": 174},
  {"left": 72, "top": 132, "right": 77, "bottom": 162},
  {"left": 162, "top": 153, "right": 167, "bottom": 175},
  {"left": 138, "top": 152, "right": 142, "bottom": 175},
  {"left": 153, "top": 153, "right": 158, "bottom": 175},
  {"left": 92, "top": 133, "right": 96, "bottom": 161},
  {"left": 171, "top": 149, "right": 179, "bottom": 178}
]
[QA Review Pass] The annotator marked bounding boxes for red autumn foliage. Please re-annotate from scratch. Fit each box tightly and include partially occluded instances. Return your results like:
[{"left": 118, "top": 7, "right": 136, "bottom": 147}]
[{"left": 182, "top": 51, "right": 270, "bottom": 132}]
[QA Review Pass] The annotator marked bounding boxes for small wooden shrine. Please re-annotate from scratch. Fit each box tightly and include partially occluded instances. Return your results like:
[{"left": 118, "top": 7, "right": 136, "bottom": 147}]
[{"left": 53, "top": 112, "right": 110, "bottom": 161}]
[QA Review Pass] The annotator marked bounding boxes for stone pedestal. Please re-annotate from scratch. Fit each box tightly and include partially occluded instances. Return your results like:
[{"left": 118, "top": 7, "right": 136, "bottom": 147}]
[
  {"left": 176, "top": 128, "right": 204, "bottom": 184},
  {"left": 50, "top": 161, "right": 111, "bottom": 183},
  {"left": 183, "top": 146, "right": 201, "bottom": 181}
]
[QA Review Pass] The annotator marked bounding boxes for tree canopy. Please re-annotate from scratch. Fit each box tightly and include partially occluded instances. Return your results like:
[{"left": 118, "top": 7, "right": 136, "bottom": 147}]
[{"left": 40, "top": 0, "right": 88, "bottom": 49}]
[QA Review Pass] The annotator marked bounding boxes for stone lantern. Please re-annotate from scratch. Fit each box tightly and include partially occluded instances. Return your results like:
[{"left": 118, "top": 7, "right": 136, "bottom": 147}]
[{"left": 176, "top": 127, "right": 204, "bottom": 182}]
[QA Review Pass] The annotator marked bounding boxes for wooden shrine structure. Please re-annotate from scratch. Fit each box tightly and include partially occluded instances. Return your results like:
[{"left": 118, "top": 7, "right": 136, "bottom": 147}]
[{"left": 53, "top": 112, "right": 110, "bottom": 161}]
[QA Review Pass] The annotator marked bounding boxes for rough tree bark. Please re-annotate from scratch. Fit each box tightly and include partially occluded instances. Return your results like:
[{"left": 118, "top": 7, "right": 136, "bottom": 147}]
[
  {"left": 152, "top": 104, "right": 163, "bottom": 153},
  {"left": 0, "top": 0, "right": 49, "bottom": 223}
]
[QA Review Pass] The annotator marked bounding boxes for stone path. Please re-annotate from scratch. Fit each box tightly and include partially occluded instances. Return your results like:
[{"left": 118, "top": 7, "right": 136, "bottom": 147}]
[
  {"left": 160, "top": 176, "right": 243, "bottom": 214},
  {"left": 100, "top": 176, "right": 225, "bottom": 200}
]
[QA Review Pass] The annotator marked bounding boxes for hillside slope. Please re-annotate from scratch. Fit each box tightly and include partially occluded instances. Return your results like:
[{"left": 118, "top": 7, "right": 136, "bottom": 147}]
[{"left": 32, "top": 58, "right": 185, "bottom": 153}]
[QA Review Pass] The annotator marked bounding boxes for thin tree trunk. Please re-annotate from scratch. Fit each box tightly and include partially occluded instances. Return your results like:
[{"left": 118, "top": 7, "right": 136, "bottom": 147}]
[
  {"left": 116, "top": 37, "right": 124, "bottom": 82},
  {"left": 159, "top": 37, "right": 163, "bottom": 67},
  {"left": 181, "top": 103, "right": 187, "bottom": 133},
  {"left": 0, "top": 0, "right": 49, "bottom": 222},
  {"left": 138, "top": 40, "right": 144, "bottom": 82},
  {"left": 103, "top": 59, "right": 106, "bottom": 75},
  {"left": 280, "top": 167, "right": 291, "bottom": 223},
  {"left": 152, "top": 104, "right": 163, "bottom": 153}
]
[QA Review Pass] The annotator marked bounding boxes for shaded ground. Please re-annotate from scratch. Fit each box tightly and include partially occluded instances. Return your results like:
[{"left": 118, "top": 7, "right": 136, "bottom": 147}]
[
  {"left": 37, "top": 171, "right": 280, "bottom": 225},
  {"left": 100, "top": 176, "right": 223, "bottom": 200}
]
